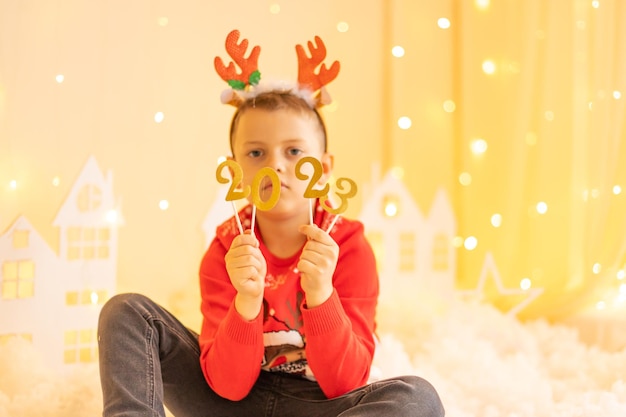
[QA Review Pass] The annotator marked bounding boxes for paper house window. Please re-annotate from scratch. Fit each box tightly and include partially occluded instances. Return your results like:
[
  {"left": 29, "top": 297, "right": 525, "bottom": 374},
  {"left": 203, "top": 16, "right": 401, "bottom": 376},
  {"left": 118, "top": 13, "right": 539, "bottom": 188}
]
[
  {"left": 65, "top": 289, "right": 108, "bottom": 306},
  {"left": 432, "top": 233, "right": 450, "bottom": 271},
  {"left": 64, "top": 328, "right": 98, "bottom": 364},
  {"left": 399, "top": 232, "right": 416, "bottom": 271},
  {"left": 382, "top": 195, "right": 400, "bottom": 218},
  {"left": 366, "top": 231, "right": 385, "bottom": 271},
  {"left": 12, "top": 230, "right": 30, "bottom": 248},
  {"left": 67, "top": 227, "right": 111, "bottom": 260},
  {"left": 1, "top": 260, "right": 35, "bottom": 299},
  {"left": 77, "top": 184, "right": 102, "bottom": 212}
]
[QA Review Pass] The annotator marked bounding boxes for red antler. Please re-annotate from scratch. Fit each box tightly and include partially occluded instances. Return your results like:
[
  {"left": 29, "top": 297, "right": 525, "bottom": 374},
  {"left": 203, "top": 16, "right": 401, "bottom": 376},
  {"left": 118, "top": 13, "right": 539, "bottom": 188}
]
[
  {"left": 296, "top": 36, "right": 340, "bottom": 92},
  {"left": 214, "top": 30, "right": 261, "bottom": 89}
]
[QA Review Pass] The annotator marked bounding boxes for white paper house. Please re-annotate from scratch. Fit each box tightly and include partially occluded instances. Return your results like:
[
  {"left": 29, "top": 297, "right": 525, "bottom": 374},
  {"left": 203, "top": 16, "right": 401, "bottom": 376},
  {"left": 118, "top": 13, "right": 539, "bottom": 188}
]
[
  {"left": 0, "top": 217, "right": 65, "bottom": 364},
  {"left": 0, "top": 156, "right": 120, "bottom": 372},
  {"left": 422, "top": 188, "right": 457, "bottom": 294},
  {"left": 358, "top": 170, "right": 457, "bottom": 297}
]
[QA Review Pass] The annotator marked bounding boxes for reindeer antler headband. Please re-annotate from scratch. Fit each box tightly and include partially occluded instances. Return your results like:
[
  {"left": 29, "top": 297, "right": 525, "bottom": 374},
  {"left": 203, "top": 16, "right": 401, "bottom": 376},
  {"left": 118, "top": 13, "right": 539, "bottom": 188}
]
[{"left": 214, "top": 29, "right": 340, "bottom": 108}]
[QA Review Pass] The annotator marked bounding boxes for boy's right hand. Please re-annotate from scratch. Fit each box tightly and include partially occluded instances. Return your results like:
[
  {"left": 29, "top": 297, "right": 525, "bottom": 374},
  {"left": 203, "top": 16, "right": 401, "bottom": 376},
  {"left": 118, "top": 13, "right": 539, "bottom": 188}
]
[{"left": 225, "top": 230, "right": 266, "bottom": 320}]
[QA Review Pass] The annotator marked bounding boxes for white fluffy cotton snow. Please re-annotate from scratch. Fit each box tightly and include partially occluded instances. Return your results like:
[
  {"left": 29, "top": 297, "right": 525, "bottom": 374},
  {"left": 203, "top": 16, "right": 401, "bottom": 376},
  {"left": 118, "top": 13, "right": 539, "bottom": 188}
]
[
  {"left": 1, "top": 295, "right": 625, "bottom": 417},
  {"left": 0, "top": 337, "right": 102, "bottom": 417},
  {"left": 374, "top": 295, "right": 626, "bottom": 417}
]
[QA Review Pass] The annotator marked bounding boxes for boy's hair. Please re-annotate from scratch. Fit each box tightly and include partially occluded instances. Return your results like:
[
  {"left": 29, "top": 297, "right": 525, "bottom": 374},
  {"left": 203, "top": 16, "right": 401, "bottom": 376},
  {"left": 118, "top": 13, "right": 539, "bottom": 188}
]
[{"left": 228, "top": 91, "right": 328, "bottom": 154}]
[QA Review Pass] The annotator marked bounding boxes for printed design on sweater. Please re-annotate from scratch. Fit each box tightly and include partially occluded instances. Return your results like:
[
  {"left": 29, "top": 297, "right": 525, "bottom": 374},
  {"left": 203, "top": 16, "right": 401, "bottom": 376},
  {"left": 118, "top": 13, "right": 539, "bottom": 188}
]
[
  {"left": 221, "top": 216, "right": 240, "bottom": 237},
  {"left": 260, "top": 292, "right": 314, "bottom": 379},
  {"left": 265, "top": 272, "right": 288, "bottom": 290}
]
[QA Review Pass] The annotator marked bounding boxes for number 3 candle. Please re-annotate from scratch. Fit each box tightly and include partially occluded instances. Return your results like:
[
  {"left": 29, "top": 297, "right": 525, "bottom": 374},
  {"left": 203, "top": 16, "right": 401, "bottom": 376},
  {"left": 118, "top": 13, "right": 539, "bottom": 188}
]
[{"left": 295, "top": 156, "right": 358, "bottom": 233}]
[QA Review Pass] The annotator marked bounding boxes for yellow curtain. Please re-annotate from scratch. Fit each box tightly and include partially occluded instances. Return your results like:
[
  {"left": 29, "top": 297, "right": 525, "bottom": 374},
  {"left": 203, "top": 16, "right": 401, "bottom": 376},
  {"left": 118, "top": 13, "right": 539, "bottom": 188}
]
[
  {"left": 387, "top": 0, "right": 625, "bottom": 320},
  {"left": 455, "top": 0, "right": 626, "bottom": 320}
]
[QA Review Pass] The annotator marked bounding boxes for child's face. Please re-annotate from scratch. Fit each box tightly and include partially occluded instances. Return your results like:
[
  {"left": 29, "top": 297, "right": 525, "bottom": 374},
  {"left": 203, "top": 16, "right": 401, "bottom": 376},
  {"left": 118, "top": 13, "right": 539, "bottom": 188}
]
[{"left": 231, "top": 108, "right": 333, "bottom": 216}]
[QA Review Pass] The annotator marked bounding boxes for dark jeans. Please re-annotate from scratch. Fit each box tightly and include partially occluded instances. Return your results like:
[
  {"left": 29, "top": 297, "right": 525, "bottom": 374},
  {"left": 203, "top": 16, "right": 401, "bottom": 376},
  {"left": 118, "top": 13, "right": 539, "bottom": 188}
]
[{"left": 98, "top": 293, "right": 445, "bottom": 417}]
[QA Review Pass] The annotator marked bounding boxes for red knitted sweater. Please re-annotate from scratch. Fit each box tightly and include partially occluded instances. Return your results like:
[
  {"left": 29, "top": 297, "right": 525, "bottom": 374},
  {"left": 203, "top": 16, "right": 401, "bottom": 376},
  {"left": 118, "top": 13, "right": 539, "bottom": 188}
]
[{"left": 198, "top": 201, "right": 379, "bottom": 400}]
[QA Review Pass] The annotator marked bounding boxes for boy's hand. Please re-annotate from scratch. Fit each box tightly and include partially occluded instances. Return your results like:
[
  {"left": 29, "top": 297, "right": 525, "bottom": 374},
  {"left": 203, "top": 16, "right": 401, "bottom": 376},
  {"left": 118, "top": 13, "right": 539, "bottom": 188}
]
[
  {"left": 297, "top": 224, "right": 338, "bottom": 308},
  {"left": 225, "top": 230, "right": 266, "bottom": 320}
]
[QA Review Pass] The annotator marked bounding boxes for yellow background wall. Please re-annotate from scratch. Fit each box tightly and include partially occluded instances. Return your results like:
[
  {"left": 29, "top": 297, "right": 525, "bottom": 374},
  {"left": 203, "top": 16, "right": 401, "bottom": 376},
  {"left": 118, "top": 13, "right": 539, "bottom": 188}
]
[{"left": 1, "top": 0, "right": 625, "bottom": 328}]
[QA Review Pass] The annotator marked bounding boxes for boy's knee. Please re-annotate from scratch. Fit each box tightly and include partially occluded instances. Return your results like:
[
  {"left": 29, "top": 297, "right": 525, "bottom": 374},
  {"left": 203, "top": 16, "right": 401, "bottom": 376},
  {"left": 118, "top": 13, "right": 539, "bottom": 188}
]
[
  {"left": 98, "top": 293, "right": 147, "bottom": 330},
  {"left": 399, "top": 376, "right": 445, "bottom": 416},
  {"left": 403, "top": 375, "right": 436, "bottom": 392}
]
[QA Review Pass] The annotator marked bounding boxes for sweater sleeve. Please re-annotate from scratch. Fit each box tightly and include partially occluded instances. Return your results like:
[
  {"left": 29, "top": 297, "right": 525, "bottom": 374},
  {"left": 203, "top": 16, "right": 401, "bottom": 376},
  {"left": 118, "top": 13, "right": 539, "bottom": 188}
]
[
  {"left": 197, "top": 238, "right": 265, "bottom": 401},
  {"left": 302, "top": 222, "right": 379, "bottom": 398}
]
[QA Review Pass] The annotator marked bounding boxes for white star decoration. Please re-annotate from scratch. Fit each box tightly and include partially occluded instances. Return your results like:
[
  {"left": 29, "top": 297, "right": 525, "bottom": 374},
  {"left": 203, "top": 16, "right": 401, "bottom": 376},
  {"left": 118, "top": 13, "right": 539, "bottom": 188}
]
[{"left": 457, "top": 252, "right": 544, "bottom": 317}]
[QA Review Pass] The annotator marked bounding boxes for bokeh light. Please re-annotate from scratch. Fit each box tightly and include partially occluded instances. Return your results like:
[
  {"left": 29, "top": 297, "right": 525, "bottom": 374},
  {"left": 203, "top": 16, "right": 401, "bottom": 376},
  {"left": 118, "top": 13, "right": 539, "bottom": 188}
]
[
  {"left": 443, "top": 100, "right": 456, "bottom": 112},
  {"left": 491, "top": 213, "right": 502, "bottom": 227},
  {"left": 398, "top": 116, "right": 412, "bottom": 129},
  {"left": 482, "top": 60, "right": 496, "bottom": 74},
  {"left": 475, "top": 0, "right": 490, "bottom": 9},
  {"left": 269, "top": 3, "right": 280, "bottom": 14},
  {"left": 470, "top": 138, "right": 488, "bottom": 155},
  {"left": 464, "top": 236, "right": 478, "bottom": 250},
  {"left": 525, "top": 132, "right": 538, "bottom": 146},
  {"left": 437, "top": 18, "right": 450, "bottom": 29},
  {"left": 392, "top": 46, "right": 405, "bottom": 57},
  {"left": 459, "top": 172, "right": 472, "bottom": 186},
  {"left": 105, "top": 210, "right": 118, "bottom": 224},
  {"left": 536, "top": 201, "right": 548, "bottom": 214},
  {"left": 592, "top": 263, "right": 602, "bottom": 274},
  {"left": 337, "top": 21, "right": 349, "bottom": 32},
  {"left": 383, "top": 195, "right": 399, "bottom": 217}
]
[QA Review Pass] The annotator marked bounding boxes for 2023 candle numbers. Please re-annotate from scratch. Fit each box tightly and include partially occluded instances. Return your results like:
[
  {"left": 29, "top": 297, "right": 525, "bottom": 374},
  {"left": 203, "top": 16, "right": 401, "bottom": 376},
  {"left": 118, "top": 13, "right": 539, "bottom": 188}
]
[{"left": 216, "top": 156, "right": 357, "bottom": 215}]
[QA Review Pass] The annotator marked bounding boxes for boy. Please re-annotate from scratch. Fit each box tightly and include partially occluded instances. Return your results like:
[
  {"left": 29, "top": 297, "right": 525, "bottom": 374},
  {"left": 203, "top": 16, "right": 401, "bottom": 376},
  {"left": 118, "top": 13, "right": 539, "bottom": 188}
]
[{"left": 97, "top": 32, "right": 445, "bottom": 417}]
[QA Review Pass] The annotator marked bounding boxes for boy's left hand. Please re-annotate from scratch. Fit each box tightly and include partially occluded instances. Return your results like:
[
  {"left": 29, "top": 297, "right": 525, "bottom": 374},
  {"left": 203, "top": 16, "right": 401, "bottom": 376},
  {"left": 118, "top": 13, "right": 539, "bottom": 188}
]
[{"left": 297, "top": 224, "right": 338, "bottom": 308}]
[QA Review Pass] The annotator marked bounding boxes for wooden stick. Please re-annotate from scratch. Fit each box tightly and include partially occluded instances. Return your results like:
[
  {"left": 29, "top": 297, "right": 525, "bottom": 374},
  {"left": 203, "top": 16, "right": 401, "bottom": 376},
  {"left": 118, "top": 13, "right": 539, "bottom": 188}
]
[
  {"left": 251, "top": 204, "right": 257, "bottom": 237},
  {"left": 232, "top": 201, "right": 244, "bottom": 235},
  {"left": 326, "top": 214, "right": 340, "bottom": 234}
]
